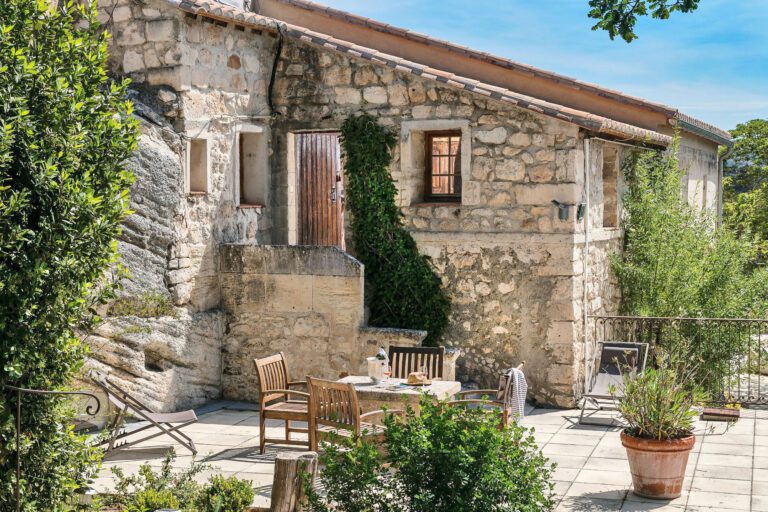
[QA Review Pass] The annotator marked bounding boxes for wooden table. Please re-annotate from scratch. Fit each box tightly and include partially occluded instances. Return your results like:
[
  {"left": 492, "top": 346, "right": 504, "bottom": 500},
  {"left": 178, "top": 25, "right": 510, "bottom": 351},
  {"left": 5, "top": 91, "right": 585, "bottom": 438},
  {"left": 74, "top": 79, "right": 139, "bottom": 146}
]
[{"left": 338, "top": 376, "right": 462, "bottom": 414}]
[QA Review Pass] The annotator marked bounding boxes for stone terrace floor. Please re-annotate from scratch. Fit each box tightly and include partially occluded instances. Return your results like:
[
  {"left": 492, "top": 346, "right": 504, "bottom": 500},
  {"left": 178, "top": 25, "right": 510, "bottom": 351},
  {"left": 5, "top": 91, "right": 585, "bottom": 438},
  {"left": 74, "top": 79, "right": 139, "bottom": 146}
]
[{"left": 95, "top": 403, "right": 768, "bottom": 511}]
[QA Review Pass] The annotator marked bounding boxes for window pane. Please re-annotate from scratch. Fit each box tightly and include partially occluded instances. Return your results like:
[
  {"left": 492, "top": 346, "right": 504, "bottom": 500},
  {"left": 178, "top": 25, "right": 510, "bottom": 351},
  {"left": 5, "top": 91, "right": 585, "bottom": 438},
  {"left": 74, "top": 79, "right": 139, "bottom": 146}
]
[
  {"left": 432, "top": 137, "right": 450, "bottom": 155},
  {"left": 449, "top": 137, "right": 460, "bottom": 154},
  {"left": 428, "top": 133, "right": 461, "bottom": 198}
]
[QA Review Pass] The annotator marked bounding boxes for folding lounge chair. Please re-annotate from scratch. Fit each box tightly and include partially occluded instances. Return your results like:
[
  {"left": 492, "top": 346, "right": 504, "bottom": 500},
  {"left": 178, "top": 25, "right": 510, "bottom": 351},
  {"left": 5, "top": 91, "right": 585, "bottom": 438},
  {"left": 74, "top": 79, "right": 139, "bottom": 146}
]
[
  {"left": 579, "top": 342, "right": 649, "bottom": 426},
  {"left": 91, "top": 373, "right": 198, "bottom": 454}
]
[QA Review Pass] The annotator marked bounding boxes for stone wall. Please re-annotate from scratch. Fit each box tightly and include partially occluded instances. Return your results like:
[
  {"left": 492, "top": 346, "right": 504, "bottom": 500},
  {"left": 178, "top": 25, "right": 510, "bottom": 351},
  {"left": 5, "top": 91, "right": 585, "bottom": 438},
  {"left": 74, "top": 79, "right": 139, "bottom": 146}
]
[
  {"left": 86, "top": 119, "right": 226, "bottom": 412},
  {"left": 268, "top": 38, "right": 599, "bottom": 406},
  {"left": 91, "top": 2, "right": 630, "bottom": 407},
  {"left": 89, "top": 1, "right": 278, "bottom": 409},
  {"left": 679, "top": 136, "right": 719, "bottom": 212},
  {"left": 219, "top": 245, "right": 419, "bottom": 401},
  {"left": 99, "top": 0, "right": 278, "bottom": 309}
]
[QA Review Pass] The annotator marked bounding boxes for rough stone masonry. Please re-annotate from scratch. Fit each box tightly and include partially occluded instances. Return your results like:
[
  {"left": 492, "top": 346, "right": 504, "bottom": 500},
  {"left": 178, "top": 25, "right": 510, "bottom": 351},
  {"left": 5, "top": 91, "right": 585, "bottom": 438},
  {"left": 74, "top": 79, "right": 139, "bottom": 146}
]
[{"left": 87, "top": 0, "right": 722, "bottom": 410}]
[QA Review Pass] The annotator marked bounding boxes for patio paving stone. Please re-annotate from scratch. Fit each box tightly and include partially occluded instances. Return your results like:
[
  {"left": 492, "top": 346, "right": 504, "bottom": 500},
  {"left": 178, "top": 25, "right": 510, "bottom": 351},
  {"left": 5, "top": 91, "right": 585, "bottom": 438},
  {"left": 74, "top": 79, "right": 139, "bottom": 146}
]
[
  {"left": 695, "top": 464, "right": 753, "bottom": 481},
  {"left": 689, "top": 477, "right": 752, "bottom": 495},
  {"left": 96, "top": 404, "right": 768, "bottom": 510},
  {"left": 686, "top": 490, "right": 751, "bottom": 509}
]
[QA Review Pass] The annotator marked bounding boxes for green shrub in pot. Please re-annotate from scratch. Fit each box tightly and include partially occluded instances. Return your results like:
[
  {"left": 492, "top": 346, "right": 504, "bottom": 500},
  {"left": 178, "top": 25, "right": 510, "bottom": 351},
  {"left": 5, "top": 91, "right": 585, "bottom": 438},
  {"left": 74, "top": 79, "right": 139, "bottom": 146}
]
[
  {"left": 611, "top": 350, "right": 705, "bottom": 499},
  {"left": 612, "top": 353, "right": 703, "bottom": 441}
]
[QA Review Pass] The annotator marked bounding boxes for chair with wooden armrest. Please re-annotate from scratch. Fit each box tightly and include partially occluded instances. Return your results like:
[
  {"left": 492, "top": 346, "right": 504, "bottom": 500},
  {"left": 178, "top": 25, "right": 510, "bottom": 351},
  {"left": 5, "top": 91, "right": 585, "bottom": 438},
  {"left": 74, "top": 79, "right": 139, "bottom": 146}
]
[
  {"left": 449, "top": 391, "right": 512, "bottom": 429},
  {"left": 307, "top": 377, "right": 403, "bottom": 451},
  {"left": 254, "top": 352, "right": 310, "bottom": 454},
  {"left": 388, "top": 345, "right": 445, "bottom": 380},
  {"left": 448, "top": 361, "right": 526, "bottom": 429}
]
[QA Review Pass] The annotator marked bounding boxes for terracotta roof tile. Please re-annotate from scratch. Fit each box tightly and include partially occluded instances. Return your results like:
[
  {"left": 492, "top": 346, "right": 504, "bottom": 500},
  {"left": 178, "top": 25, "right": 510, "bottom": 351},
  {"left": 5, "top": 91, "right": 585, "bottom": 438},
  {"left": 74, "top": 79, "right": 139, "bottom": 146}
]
[
  {"left": 268, "top": 0, "right": 729, "bottom": 144},
  {"left": 175, "top": 0, "right": 673, "bottom": 146}
]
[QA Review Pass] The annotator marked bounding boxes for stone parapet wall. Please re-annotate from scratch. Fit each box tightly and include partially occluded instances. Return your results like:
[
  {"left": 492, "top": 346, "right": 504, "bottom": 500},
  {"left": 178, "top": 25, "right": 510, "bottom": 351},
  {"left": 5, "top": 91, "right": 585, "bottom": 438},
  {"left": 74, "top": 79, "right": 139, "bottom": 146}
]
[{"left": 220, "top": 245, "right": 366, "bottom": 400}]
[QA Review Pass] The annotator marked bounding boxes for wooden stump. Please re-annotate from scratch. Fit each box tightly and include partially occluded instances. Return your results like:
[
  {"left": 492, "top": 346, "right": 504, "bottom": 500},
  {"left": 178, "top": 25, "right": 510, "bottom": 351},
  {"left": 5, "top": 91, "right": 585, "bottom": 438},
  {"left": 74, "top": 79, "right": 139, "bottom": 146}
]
[{"left": 270, "top": 451, "right": 319, "bottom": 512}]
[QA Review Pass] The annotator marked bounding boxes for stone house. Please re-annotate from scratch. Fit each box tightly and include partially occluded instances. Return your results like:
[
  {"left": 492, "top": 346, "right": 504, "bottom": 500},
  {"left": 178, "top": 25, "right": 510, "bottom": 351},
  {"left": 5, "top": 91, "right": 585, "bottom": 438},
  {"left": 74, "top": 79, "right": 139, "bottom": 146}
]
[{"left": 89, "top": 0, "right": 732, "bottom": 410}]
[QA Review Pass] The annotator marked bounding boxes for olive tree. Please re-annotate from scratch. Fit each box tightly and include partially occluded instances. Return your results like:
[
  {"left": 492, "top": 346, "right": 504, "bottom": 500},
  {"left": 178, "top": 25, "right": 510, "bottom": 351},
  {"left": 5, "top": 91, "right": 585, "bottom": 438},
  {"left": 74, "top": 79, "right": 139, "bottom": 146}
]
[{"left": 0, "top": 1, "right": 138, "bottom": 508}]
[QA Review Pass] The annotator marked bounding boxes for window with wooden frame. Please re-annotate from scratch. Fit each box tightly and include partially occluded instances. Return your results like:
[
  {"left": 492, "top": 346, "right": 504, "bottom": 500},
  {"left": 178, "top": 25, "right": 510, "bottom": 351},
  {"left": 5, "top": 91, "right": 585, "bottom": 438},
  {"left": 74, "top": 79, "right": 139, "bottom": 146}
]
[{"left": 425, "top": 131, "right": 462, "bottom": 202}]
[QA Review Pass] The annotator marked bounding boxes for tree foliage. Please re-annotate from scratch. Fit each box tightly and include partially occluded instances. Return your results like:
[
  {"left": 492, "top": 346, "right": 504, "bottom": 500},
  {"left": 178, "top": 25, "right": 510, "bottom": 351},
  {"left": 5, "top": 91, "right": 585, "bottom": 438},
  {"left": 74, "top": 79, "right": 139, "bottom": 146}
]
[
  {"left": 0, "top": 1, "right": 138, "bottom": 509},
  {"left": 612, "top": 137, "right": 768, "bottom": 319},
  {"left": 306, "top": 397, "right": 555, "bottom": 512},
  {"left": 340, "top": 114, "right": 450, "bottom": 345},
  {"left": 612, "top": 138, "right": 768, "bottom": 399},
  {"left": 588, "top": 0, "right": 700, "bottom": 42},
  {"left": 723, "top": 119, "right": 768, "bottom": 262}
]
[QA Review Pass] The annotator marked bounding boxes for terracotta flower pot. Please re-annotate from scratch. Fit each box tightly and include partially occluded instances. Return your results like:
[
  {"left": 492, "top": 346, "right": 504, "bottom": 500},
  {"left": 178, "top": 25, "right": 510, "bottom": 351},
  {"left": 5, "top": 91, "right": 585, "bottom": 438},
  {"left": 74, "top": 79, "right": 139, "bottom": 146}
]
[{"left": 621, "top": 431, "right": 695, "bottom": 499}]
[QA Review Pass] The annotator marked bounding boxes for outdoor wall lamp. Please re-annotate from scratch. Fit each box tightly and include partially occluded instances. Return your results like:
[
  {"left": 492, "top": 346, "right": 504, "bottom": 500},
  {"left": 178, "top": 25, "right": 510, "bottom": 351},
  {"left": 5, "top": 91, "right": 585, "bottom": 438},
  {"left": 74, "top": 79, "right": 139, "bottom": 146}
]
[{"left": 552, "top": 200, "right": 587, "bottom": 221}]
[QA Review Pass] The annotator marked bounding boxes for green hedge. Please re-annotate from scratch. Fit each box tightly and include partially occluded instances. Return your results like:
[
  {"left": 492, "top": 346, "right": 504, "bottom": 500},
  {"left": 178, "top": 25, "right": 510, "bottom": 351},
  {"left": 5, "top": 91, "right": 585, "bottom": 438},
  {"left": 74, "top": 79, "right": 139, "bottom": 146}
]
[{"left": 0, "top": 1, "right": 138, "bottom": 508}]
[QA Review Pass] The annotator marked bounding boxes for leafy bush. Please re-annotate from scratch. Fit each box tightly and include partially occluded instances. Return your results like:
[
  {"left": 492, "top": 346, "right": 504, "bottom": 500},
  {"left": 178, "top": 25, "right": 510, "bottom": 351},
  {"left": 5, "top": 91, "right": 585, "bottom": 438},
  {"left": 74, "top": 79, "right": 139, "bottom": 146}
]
[
  {"left": 102, "top": 452, "right": 254, "bottom": 512},
  {"left": 612, "top": 137, "right": 768, "bottom": 396},
  {"left": 104, "top": 451, "right": 208, "bottom": 511},
  {"left": 306, "top": 396, "right": 555, "bottom": 512},
  {"left": 195, "top": 475, "right": 255, "bottom": 512},
  {"left": 129, "top": 488, "right": 180, "bottom": 512},
  {"left": 613, "top": 137, "right": 768, "bottom": 319},
  {"left": 340, "top": 114, "right": 450, "bottom": 345},
  {"left": 0, "top": 1, "right": 138, "bottom": 508},
  {"left": 612, "top": 349, "right": 704, "bottom": 440}
]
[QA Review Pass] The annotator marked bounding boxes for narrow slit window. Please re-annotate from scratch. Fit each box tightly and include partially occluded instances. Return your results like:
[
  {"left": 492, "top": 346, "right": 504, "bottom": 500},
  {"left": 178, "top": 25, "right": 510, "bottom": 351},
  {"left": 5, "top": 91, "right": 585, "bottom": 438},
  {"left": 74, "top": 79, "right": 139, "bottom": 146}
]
[
  {"left": 188, "top": 138, "right": 208, "bottom": 194},
  {"left": 239, "top": 131, "right": 268, "bottom": 207},
  {"left": 425, "top": 131, "right": 461, "bottom": 202}
]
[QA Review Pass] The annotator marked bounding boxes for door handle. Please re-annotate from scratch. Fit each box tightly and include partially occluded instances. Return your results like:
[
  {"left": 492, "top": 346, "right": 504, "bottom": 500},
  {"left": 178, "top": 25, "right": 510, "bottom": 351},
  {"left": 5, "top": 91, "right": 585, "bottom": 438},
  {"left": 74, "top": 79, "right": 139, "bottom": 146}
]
[{"left": 331, "top": 186, "right": 337, "bottom": 203}]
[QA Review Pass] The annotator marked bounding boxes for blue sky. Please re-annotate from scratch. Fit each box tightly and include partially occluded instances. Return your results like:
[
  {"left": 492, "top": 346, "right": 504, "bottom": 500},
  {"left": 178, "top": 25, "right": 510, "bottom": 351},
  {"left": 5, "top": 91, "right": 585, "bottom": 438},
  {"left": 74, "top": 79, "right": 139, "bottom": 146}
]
[{"left": 319, "top": 0, "right": 768, "bottom": 130}]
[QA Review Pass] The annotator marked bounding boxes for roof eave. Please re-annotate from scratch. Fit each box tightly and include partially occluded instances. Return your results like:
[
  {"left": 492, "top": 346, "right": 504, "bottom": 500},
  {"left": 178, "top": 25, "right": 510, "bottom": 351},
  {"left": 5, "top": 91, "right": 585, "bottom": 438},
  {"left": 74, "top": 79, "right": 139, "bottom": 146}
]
[{"left": 171, "top": 0, "right": 674, "bottom": 148}]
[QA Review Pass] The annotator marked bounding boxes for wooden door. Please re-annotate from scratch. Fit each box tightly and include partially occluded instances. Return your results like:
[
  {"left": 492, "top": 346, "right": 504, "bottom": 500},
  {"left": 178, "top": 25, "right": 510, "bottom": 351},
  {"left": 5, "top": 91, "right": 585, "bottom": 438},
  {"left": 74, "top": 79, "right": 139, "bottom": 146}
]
[{"left": 296, "top": 132, "right": 345, "bottom": 248}]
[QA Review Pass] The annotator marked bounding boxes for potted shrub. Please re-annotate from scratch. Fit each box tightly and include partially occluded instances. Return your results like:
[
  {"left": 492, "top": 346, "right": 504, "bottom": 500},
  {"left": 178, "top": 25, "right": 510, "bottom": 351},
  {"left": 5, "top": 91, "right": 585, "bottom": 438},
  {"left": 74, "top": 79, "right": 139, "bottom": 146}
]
[{"left": 612, "top": 353, "right": 702, "bottom": 500}]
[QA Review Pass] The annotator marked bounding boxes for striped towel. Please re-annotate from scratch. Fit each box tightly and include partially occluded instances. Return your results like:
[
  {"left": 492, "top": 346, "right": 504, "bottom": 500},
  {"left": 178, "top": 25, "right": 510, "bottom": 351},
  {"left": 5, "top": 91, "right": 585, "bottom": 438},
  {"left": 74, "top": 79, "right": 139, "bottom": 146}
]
[{"left": 496, "top": 367, "right": 528, "bottom": 421}]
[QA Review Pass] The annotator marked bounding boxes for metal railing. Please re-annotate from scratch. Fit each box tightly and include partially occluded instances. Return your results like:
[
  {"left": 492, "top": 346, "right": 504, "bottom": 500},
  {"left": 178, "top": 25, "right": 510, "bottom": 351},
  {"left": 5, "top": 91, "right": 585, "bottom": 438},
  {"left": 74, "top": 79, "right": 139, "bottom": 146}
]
[
  {"left": 590, "top": 316, "right": 768, "bottom": 405},
  {"left": 2, "top": 384, "right": 102, "bottom": 512}
]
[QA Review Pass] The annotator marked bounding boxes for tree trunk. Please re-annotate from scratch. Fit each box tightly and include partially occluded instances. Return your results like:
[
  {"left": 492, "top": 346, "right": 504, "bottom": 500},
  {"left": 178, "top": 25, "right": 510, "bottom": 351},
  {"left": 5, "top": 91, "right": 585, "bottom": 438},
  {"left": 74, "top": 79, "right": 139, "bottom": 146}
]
[{"left": 270, "top": 451, "right": 318, "bottom": 512}]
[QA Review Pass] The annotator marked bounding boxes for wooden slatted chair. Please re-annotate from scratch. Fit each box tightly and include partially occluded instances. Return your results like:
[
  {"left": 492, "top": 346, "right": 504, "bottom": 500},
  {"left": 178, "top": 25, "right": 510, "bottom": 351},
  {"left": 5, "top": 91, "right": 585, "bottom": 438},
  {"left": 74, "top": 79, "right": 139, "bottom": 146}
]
[
  {"left": 91, "top": 372, "right": 198, "bottom": 454},
  {"left": 254, "top": 352, "right": 310, "bottom": 454},
  {"left": 307, "top": 377, "right": 401, "bottom": 451},
  {"left": 448, "top": 362, "right": 526, "bottom": 429},
  {"left": 388, "top": 346, "right": 445, "bottom": 380}
]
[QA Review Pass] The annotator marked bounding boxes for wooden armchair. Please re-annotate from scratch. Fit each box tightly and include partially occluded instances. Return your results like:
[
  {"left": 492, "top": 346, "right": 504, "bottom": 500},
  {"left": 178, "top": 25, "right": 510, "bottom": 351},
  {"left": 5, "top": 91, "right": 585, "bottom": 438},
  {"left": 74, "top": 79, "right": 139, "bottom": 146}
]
[
  {"left": 388, "top": 346, "right": 445, "bottom": 380},
  {"left": 307, "top": 377, "right": 401, "bottom": 451},
  {"left": 254, "top": 352, "right": 310, "bottom": 454},
  {"left": 448, "top": 362, "right": 526, "bottom": 429}
]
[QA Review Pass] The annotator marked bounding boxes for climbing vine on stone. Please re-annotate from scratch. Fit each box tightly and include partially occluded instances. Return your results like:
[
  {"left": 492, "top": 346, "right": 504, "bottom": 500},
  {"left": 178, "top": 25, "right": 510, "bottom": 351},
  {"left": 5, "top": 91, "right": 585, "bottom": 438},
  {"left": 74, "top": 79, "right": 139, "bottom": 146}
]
[{"left": 340, "top": 114, "right": 450, "bottom": 345}]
